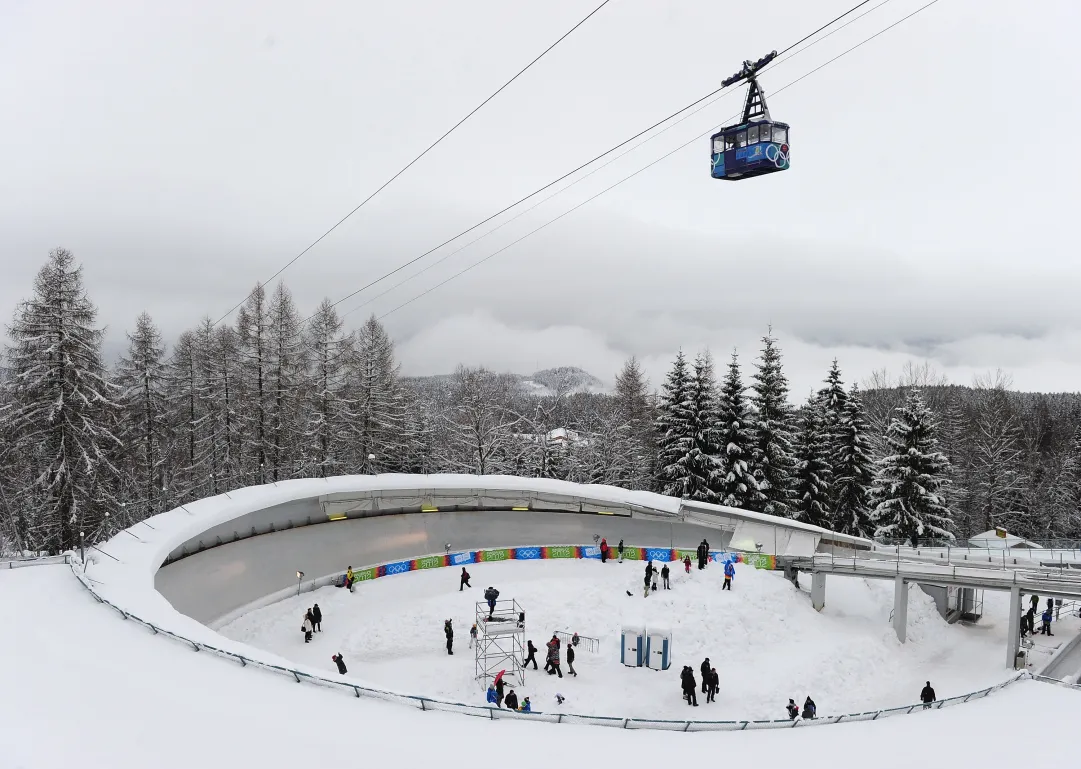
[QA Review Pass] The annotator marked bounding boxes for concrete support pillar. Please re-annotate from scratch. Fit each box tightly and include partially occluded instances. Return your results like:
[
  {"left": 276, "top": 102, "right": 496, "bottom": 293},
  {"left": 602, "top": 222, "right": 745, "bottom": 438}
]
[
  {"left": 811, "top": 572, "right": 826, "bottom": 612},
  {"left": 892, "top": 576, "right": 909, "bottom": 643},
  {"left": 1006, "top": 585, "right": 1021, "bottom": 669}
]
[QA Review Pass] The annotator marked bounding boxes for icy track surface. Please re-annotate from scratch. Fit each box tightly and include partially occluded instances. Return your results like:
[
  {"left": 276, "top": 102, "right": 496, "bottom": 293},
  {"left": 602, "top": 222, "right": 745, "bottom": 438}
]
[
  {"left": 3, "top": 566, "right": 1076, "bottom": 769},
  {"left": 220, "top": 558, "right": 1042, "bottom": 719}
]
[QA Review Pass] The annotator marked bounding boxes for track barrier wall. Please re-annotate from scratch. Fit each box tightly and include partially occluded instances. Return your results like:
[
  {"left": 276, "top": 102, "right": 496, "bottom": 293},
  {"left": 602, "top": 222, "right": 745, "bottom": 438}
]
[{"left": 67, "top": 542, "right": 1063, "bottom": 732}]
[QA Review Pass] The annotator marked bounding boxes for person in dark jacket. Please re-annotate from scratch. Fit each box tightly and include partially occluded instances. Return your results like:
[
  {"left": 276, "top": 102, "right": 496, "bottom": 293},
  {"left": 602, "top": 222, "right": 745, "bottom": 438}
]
[
  {"left": 661, "top": 563, "right": 670, "bottom": 589},
  {"left": 803, "top": 696, "right": 816, "bottom": 719},
  {"left": 1020, "top": 611, "right": 1029, "bottom": 639},
  {"left": 332, "top": 653, "right": 347, "bottom": 675},
  {"left": 1040, "top": 607, "right": 1054, "bottom": 635},
  {"left": 484, "top": 586, "right": 500, "bottom": 617},
  {"left": 707, "top": 668, "right": 719, "bottom": 703},
  {"left": 680, "top": 667, "right": 698, "bottom": 706},
  {"left": 444, "top": 619, "right": 454, "bottom": 655},
  {"left": 786, "top": 699, "right": 799, "bottom": 719},
  {"left": 1025, "top": 607, "right": 1036, "bottom": 636},
  {"left": 460, "top": 567, "right": 471, "bottom": 591},
  {"left": 312, "top": 604, "right": 322, "bottom": 632},
  {"left": 700, "top": 658, "right": 711, "bottom": 694},
  {"left": 618, "top": 539, "right": 624, "bottom": 563},
  {"left": 504, "top": 689, "right": 519, "bottom": 711},
  {"left": 920, "top": 681, "right": 936, "bottom": 709},
  {"left": 697, "top": 540, "right": 709, "bottom": 570},
  {"left": 525, "top": 640, "right": 539, "bottom": 669},
  {"left": 1030, "top": 594, "right": 1040, "bottom": 614},
  {"left": 567, "top": 644, "right": 577, "bottom": 677},
  {"left": 495, "top": 676, "right": 506, "bottom": 706}
]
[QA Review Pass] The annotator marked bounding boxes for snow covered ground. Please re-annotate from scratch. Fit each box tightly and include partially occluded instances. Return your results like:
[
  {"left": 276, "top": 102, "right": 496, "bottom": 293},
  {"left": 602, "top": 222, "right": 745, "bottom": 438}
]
[
  {"left": 5, "top": 564, "right": 1077, "bottom": 769},
  {"left": 219, "top": 557, "right": 1069, "bottom": 720}
]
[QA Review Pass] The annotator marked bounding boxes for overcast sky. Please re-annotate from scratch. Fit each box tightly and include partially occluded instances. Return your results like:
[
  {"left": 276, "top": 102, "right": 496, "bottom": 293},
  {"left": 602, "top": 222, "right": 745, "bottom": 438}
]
[{"left": 2, "top": 0, "right": 1079, "bottom": 398}]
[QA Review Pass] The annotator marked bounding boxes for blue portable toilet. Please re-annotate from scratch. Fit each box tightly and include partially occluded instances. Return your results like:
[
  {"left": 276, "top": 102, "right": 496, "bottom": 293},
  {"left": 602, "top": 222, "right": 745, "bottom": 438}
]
[
  {"left": 621, "top": 625, "right": 644, "bottom": 667},
  {"left": 645, "top": 627, "right": 672, "bottom": 671}
]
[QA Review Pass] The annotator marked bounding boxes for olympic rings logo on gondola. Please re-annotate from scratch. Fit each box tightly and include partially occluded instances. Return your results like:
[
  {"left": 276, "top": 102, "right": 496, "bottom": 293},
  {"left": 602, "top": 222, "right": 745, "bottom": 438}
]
[{"left": 766, "top": 143, "right": 790, "bottom": 169}]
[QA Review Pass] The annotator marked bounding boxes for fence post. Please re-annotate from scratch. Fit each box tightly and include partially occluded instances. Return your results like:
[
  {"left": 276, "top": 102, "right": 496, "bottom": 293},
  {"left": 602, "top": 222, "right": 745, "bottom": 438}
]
[
  {"left": 420, "top": 698, "right": 427, "bottom": 711},
  {"left": 292, "top": 670, "right": 301, "bottom": 683},
  {"left": 353, "top": 686, "right": 360, "bottom": 698}
]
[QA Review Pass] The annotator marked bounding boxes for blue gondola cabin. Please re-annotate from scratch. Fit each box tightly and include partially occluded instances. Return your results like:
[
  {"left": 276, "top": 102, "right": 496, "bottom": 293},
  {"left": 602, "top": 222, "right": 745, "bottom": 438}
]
[{"left": 710, "top": 120, "right": 789, "bottom": 180}]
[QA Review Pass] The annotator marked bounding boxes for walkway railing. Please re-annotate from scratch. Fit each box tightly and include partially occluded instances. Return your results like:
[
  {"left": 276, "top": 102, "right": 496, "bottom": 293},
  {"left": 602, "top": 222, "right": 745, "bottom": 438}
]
[{"left": 66, "top": 559, "right": 1049, "bottom": 732}]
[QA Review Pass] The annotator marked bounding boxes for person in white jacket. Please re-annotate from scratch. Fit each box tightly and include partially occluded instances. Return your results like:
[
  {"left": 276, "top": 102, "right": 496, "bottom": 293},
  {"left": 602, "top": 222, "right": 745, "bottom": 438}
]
[{"left": 302, "top": 615, "right": 314, "bottom": 643}]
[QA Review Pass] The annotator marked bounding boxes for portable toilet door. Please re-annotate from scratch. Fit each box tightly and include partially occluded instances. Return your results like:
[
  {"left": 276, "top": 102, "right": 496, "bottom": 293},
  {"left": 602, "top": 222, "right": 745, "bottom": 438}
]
[
  {"left": 621, "top": 625, "right": 644, "bottom": 667},
  {"left": 646, "top": 627, "right": 671, "bottom": 670}
]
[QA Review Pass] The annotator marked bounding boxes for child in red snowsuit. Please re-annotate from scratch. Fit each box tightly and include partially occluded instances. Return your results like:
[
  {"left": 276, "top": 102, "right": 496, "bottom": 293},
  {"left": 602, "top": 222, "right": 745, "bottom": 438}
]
[{"left": 684, "top": 555, "right": 692, "bottom": 574}]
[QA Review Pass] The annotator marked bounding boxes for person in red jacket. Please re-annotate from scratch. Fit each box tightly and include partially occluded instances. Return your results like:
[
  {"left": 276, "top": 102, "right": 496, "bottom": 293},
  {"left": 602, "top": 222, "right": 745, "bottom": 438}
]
[{"left": 600, "top": 538, "right": 609, "bottom": 563}]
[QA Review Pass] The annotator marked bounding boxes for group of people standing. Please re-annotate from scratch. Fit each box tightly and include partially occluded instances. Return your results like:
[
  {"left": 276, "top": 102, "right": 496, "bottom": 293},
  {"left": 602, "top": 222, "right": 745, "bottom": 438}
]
[
  {"left": 486, "top": 671, "right": 531, "bottom": 712},
  {"left": 679, "top": 661, "right": 719, "bottom": 706},
  {"left": 1020, "top": 595, "right": 1056, "bottom": 638},
  {"left": 301, "top": 604, "right": 322, "bottom": 642},
  {"left": 786, "top": 696, "right": 816, "bottom": 719}
]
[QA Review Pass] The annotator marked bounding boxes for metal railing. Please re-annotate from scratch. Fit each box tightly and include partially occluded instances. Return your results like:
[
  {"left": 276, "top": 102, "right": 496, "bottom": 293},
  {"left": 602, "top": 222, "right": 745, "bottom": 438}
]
[
  {"left": 2, "top": 554, "right": 71, "bottom": 569},
  {"left": 66, "top": 559, "right": 1049, "bottom": 732}
]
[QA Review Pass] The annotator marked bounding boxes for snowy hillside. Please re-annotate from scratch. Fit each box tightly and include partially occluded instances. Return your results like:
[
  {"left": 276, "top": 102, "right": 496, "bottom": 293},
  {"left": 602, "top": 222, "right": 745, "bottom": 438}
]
[
  {"left": 405, "top": 366, "right": 606, "bottom": 399},
  {"left": 219, "top": 558, "right": 1035, "bottom": 720}
]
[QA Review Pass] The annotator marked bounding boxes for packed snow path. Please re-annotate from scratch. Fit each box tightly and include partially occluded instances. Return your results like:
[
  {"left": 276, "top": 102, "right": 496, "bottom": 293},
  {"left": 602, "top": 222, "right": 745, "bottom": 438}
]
[
  {"left": 2, "top": 565, "right": 1078, "bottom": 769},
  {"left": 221, "top": 557, "right": 1034, "bottom": 720}
]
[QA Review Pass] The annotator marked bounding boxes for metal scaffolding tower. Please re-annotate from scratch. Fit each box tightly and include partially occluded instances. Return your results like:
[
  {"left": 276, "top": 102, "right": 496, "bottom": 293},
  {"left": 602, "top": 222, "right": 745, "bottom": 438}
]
[{"left": 474, "top": 598, "right": 525, "bottom": 687}]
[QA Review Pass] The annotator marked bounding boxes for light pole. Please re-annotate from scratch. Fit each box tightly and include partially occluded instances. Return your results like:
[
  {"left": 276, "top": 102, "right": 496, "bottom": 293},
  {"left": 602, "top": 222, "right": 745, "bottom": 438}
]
[
  {"left": 79, "top": 530, "right": 85, "bottom": 563},
  {"left": 296, "top": 571, "right": 304, "bottom": 597},
  {"left": 367, "top": 454, "right": 376, "bottom": 474}
]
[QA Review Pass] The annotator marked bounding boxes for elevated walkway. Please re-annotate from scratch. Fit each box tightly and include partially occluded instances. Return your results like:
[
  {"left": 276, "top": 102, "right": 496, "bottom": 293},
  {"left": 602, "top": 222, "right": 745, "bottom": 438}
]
[{"left": 803, "top": 554, "right": 1081, "bottom": 668}]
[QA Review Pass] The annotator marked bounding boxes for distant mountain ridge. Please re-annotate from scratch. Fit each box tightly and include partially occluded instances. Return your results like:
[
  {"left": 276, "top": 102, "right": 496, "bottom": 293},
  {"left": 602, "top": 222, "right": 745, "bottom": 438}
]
[{"left": 403, "top": 366, "right": 607, "bottom": 397}]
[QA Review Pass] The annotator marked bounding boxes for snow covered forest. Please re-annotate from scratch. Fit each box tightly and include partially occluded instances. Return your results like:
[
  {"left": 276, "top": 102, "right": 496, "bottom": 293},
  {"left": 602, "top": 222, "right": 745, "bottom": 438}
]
[{"left": 2, "top": 249, "right": 1080, "bottom": 554}]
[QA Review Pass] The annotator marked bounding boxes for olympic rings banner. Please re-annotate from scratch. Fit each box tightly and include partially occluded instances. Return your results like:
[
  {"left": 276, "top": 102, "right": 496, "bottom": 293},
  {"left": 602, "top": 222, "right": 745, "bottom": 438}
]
[{"left": 337, "top": 546, "right": 775, "bottom": 587}]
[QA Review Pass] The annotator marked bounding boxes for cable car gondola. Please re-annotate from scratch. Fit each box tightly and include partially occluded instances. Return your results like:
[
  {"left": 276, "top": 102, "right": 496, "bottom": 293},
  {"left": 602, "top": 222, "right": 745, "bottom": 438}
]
[{"left": 710, "top": 51, "right": 790, "bottom": 181}]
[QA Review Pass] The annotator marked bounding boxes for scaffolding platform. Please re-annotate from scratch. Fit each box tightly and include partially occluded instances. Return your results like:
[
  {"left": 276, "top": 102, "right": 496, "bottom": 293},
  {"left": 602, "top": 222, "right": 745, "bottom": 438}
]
[{"left": 475, "top": 598, "right": 525, "bottom": 687}]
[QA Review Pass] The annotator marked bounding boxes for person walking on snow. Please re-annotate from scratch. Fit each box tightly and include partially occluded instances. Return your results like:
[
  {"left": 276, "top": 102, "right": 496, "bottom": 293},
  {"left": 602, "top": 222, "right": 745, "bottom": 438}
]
[
  {"left": 803, "top": 696, "right": 816, "bottom": 719},
  {"left": 525, "top": 640, "right": 539, "bottom": 669},
  {"left": 567, "top": 644, "right": 578, "bottom": 677},
  {"left": 707, "top": 668, "right": 719, "bottom": 703},
  {"left": 723, "top": 559, "right": 735, "bottom": 590},
  {"left": 661, "top": 563, "right": 670, "bottom": 589},
  {"left": 684, "top": 555, "right": 692, "bottom": 574},
  {"left": 786, "top": 699, "right": 799, "bottom": 719},
  {"left": 312, "top": 604, "right": 322, "bottom": 632},
  {"left": 697, "top": 539, "right": 709, "bottom": 570},
  {"left": 547, "top": 645, "right": 563, "bottom": 678},
  {"left": 700, "top": 658, "right": 711, "bottom": 695},
  {"left": 444, "top": 619, "right": 454, "bottom": 655},
  {"left": 495, "top": 674, "right": 506, "bottom": 707},
  {"left": 469, "top": 622, "right": 478, "bottom": 648},
  {"left": 618, "top": 539, "right": 624, "bottom": 563},
  {"left": 920, "top": 681, "right": 936, "bottom": 709},
  {"left": 600, "top": 538, "right": 610, "bottom": 563},
  {"left": 681, "top": 667, "right": 698, "bottom": 706},
  {"left": 460, "top": 567, "right": 471, "bottom": 591},
  {"left": 572, "top": 632, "right": 580, "bottom": 647},
  {"left": 302, "top": 613, "right": 314, "bottom": 643},
  {"left": 345, "top": 566, "right": 355, "bottom": 592},
  {"left": 332, "top": 653, "right": 347, "bottom": 675}
]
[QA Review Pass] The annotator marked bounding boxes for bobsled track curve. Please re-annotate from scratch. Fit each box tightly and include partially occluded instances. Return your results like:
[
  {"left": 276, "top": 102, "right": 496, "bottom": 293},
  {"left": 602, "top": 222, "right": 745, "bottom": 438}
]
[{"left": 64, "top": 475, "right": 1080, "bottom": 739}]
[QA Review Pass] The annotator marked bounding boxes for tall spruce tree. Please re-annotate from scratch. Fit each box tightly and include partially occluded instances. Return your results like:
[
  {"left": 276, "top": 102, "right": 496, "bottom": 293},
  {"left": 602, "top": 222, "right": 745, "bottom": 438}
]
[
  {"left": 654, "top": 350, "right": 695, "bottom": 497},
  {"left": 713, "top": 351, "right": 757, "bottom": 507},
  {"left": 2, "top": 248, "right": 120, "bottom": 552},
  {"left": 353, "top": 315, "right": 405, "bottom": 472},
  {"left": 818, "top": 359, "right": 847, "bottom": 506},
  {"left": 748, "top": 332, "right": 796, "bottom": 516},
  {"left": 303, "top": 299, "right": 354, "bottom": 478},
  {"left": 792, "top": 395, "right": 832, "bottom": 526},
  {"left": 115, "top": 312, "right": 168, "bottom": 519},
  {"left": 832, "top": 384, "right": 875, "bottom": 536},
  {"left": 870, "top": 388, "right": 955, "bottom": 546},
  {"left": 613, "top": 356, "right": 653, "bottom": 488},
  {"left": 679, "top": 351, "right": 722, "bottom": 502}
]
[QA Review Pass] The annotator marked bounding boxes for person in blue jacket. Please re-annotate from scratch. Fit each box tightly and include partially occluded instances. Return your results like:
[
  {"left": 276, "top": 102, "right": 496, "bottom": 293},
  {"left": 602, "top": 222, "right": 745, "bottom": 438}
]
[
  {"left": 486, "top": 684, "right": 499, "bottom": 706},
  {"left": 1040, "top": 607, "right": 1054, "bottom": 636},
  {"left": 723, "top": 560, "right": 735, "bottom": 590},
  {"left": 519, "top": 697, "right": 531, "bottom": 713}
]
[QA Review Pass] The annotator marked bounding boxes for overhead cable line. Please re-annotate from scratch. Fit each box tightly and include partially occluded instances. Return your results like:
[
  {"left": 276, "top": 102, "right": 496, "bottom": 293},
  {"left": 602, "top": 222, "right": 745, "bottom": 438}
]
[
  {"left": 211, "top": 0, "right": 615, "bottom": 326},
  {"left": 339, "top": 0, "right": 897, "bottom": 321},
  {"left": 312, "top": 0, "right": 889, "bottom": 324},
  {"left": 375, "top": 0, "right": 943, "bottom": 321}
]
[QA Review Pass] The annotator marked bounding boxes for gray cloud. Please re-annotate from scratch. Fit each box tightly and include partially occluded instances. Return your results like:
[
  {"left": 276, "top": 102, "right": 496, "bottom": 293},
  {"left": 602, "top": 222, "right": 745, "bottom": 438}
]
[{"left": 2, "top": 0, "right": 1079, "bottom": 398}]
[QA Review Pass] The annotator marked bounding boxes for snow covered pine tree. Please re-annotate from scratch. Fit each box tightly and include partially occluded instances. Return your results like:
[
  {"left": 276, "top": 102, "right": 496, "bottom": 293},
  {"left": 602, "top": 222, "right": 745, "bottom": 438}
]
[{"left": 870, "top": 389, "right": 955, "bottom": 547}]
